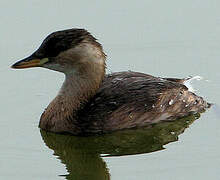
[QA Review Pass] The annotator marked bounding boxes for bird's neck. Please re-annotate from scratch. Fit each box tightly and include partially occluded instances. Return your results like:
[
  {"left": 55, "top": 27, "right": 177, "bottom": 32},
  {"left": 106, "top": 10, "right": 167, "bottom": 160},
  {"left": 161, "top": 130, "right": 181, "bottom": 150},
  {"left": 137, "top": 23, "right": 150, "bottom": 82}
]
[
  {"left": 59, "top": 70, "right": 104, "bottom": 111},
  {"left": 39, "top": 60, "right": 105, "bottom": 133}
]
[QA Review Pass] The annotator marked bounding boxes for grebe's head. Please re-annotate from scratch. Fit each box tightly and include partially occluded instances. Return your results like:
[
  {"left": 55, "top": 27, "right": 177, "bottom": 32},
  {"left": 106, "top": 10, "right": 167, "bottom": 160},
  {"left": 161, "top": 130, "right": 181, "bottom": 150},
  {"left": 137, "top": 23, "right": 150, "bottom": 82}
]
[{"left": 11, "top": 28, "right": 106, "bottom": 74}]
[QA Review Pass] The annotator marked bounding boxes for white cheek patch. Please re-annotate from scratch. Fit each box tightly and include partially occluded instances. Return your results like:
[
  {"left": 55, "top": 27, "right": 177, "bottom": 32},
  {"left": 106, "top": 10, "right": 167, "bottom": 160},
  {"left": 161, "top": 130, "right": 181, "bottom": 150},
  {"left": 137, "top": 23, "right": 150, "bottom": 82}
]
[
  {"left": 43, "top": 43, "right": 105, "bottom": 73},
  {"left": 73, "top": 43, "right": 105, "bottom": 64}
]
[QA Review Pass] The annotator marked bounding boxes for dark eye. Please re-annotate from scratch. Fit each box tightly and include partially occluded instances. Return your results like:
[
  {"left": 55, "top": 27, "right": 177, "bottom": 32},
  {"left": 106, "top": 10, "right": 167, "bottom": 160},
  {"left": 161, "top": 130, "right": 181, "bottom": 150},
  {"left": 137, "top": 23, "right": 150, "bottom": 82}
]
[
  {"left": 34, "top": 51, "right": 44, "bottom": 58},
  {"left": 33, "top": 29, "right": 89, "bottom": 58},
  {"left": 34, "top": 35, "right": 72, "bottom": 58}
]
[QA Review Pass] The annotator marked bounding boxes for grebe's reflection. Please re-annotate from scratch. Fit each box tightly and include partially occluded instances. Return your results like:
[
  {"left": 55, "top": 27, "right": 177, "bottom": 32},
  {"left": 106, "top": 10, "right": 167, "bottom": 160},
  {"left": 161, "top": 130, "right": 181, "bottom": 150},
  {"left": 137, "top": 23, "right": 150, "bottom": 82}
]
[{"left": 40, "top": 114, "right": 200, "bottom": 180}]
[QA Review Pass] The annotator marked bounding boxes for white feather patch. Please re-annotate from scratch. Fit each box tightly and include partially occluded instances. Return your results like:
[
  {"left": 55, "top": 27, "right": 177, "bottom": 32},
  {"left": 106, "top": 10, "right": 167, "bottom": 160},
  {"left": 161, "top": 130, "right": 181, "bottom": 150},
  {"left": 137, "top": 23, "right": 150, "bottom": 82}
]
[{"left": 183, "top": 76, "right": 203, "bottom": 92}]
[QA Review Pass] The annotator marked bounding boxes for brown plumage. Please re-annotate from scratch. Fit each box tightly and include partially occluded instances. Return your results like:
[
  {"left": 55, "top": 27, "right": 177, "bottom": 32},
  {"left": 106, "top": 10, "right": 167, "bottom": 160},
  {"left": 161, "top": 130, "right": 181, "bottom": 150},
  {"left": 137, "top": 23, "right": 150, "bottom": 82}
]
[{"left": 11, "top": 28, "right": 210, "bottom": 135}]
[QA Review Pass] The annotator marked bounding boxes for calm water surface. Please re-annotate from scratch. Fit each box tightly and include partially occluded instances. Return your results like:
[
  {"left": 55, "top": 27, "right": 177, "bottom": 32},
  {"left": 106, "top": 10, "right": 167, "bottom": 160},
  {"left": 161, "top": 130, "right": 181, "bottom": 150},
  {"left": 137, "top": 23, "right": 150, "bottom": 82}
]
[{"left": 1, "top": 1, "right": 220, "bottom": 179}]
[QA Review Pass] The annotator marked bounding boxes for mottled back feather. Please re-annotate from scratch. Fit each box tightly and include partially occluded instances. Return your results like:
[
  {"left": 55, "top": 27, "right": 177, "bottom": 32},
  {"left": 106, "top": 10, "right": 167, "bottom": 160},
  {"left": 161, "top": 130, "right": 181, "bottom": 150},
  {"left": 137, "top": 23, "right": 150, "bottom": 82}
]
[{"left": 76, "top": 71, "right": 209, "bottom": 134}]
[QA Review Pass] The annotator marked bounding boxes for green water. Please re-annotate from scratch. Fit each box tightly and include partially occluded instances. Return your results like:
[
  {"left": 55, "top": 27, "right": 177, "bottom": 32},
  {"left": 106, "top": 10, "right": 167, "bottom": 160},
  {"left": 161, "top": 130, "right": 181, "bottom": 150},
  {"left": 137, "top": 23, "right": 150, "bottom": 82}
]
[
  {"left": 1, "top": 1, "right": 220, "bottom": 179},
  {"left": 41, "top": 115, "right": 200, "bottom": 180}
]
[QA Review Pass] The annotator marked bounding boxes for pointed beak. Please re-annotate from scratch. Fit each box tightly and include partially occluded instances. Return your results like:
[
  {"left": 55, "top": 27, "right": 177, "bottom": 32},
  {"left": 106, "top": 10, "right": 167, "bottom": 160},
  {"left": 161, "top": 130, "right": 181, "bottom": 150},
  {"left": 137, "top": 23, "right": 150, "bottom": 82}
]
[{"left": 11, "top": 56, "right": 49, "bottom": 69}]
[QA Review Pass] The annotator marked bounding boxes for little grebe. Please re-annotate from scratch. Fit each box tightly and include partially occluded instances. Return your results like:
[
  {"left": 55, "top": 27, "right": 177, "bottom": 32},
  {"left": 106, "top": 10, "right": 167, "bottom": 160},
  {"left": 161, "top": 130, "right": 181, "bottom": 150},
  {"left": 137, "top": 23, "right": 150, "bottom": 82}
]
[{"left": 11, "top": 28, "right": 210, "bottom": 135}]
